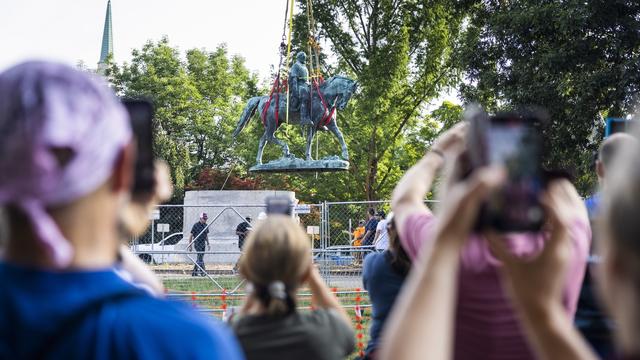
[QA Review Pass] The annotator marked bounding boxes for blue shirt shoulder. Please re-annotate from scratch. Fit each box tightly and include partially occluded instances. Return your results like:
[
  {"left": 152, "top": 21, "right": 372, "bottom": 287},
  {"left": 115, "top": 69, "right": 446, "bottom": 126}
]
[
  {"left": 111, "top": 297, "right": 244, "bottom": 360},
  {"left": 0, "top": 262, "right": 244, "bottom": 360}
]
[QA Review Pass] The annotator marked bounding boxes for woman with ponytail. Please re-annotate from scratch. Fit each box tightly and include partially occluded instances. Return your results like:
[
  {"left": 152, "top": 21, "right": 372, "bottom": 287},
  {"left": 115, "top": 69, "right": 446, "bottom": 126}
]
[{"left": 233, "top": 215, "right": 355, "bottom": 360}]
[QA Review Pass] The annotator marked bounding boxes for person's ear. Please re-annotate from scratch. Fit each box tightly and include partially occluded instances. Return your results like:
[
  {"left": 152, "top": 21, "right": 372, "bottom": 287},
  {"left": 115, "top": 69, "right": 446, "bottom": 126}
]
[
  {"left": 596, "top": 159, "right": 605, "bottom": 180},
  {"left": 111, "top": 142, "right": 135, "bottom": 194}
]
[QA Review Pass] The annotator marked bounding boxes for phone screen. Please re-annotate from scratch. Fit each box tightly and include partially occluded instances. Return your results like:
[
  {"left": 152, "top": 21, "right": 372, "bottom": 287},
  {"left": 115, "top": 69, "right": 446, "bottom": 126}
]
[
  {"left": 485, "top": 119, "right": 544, "bottom": 231},
  {"left": 122, "top": 99, "right": 155, "bottom": 194}
]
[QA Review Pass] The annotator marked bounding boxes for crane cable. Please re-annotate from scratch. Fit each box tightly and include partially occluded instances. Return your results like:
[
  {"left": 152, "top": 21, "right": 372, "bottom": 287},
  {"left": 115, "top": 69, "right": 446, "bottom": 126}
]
[
  {"left": 222, "top": 0, "right": 292, "bottom": 190},
  {"left": 285, "top": 0, "right": 295, "bottom": 124}
]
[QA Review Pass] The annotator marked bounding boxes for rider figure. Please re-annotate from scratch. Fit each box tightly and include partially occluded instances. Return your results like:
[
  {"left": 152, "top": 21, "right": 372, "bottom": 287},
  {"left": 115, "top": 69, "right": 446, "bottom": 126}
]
[{"left": 288, "top": 51, "right": 313, "bottom": 127}]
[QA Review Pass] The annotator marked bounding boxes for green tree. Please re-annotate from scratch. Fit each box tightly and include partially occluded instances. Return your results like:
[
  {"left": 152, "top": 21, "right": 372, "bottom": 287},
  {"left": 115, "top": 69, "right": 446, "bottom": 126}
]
[
  {"left": 457, "top": 0, "right": 640, "bottom": 193},
  {"left": 294, "top": 0, "right": 467, "bottom": 200},
  {"left": 106, "top": 37, "right": 259, "bottom": 200}
]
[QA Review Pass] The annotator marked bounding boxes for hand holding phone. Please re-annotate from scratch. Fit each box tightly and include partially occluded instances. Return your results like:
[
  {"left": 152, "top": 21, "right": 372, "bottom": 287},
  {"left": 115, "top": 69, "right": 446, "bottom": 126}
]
[
  {"left": 122, "top": 99, "right": 156, "bottom": 195},
  {"left": 468, "top": 107, "right": 547, "bottom": 232}
]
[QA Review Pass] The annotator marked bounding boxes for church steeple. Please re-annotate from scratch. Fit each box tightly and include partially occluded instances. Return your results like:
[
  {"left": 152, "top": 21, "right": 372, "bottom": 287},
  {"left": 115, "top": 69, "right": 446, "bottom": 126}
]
[{"left": 97, "top": 0, "right": 113, "bottom": 73}]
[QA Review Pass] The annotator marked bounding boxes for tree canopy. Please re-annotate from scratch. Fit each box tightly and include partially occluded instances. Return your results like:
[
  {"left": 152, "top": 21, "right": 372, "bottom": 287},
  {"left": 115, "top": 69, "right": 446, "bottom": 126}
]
[
  {"left": 102, "top": 0, "right": 639, "bottom": 202},
  {"left": 292, "top": 0, "right": 468, "bottom": 199},
  {"left": 456, "top": 0, "right": 640, "bottom": 191},
  {"left": 106, "top": 37, "right": 260, "bottom": 200}
]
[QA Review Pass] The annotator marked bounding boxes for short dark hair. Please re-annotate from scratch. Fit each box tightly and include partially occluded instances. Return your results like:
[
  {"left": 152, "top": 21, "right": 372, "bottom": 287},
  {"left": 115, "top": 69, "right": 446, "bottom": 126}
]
[{"left": 368, "top": 208, "right": 375, "bottom": 216}]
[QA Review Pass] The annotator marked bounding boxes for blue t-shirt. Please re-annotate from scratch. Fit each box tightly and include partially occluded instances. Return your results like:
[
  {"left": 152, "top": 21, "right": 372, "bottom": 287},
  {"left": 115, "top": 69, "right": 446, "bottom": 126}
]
[
  {"left": 362, "top": 251, "right": 407, "bottom": 356},
  {"left": 362, "top": 218, "right": 378, "bottom": 246},
  {"left": 0, "top": 262, "right": 244, "bottom": 360}
]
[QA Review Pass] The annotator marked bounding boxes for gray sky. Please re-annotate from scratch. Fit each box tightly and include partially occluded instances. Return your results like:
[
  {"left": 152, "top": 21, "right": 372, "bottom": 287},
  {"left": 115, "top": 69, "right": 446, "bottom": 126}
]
[{"left": 0, "top": 0, "right": 289, "bottom": 77}]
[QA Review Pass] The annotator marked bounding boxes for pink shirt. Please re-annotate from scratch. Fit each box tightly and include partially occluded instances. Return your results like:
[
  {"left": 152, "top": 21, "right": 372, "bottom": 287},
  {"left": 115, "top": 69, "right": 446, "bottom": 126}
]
[{"left": 400, "top": 213, "right": 591, "bottom": 360}]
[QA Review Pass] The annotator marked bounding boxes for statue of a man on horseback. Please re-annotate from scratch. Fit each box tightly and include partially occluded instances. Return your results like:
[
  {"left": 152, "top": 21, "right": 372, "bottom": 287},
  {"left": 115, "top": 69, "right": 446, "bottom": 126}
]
[
  {"left": 288, "top": 51, "right": 313, "bottom": 127},
  {"left": 232, "top": 73, "right": 357, "bottom": 171}
]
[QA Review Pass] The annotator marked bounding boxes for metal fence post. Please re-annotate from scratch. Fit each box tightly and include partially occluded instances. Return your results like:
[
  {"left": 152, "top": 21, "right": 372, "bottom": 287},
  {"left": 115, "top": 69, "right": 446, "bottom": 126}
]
[{"left": 321, "top": 201, "right": 329, "bottom": 284}]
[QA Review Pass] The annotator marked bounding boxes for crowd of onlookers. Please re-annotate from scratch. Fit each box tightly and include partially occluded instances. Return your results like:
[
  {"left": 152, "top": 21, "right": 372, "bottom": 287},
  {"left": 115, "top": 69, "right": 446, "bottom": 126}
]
[{"left": 1, "top": 60, "right": 640, "bottom": 360}]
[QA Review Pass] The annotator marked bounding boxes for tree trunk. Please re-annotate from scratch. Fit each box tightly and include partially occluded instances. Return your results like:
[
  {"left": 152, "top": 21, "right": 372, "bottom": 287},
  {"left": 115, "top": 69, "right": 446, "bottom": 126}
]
[{"left": 365, "top": 126, "right": 378, "bottom": 201}]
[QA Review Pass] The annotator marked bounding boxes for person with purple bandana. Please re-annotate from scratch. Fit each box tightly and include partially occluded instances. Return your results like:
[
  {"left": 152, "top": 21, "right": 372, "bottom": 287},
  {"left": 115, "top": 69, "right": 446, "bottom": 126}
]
[
  {"left": 0, "top": 61, "right": 244, "bottom": 359},
  {"left": 381, "top": 122, "right": 590, "bottom": 359}
]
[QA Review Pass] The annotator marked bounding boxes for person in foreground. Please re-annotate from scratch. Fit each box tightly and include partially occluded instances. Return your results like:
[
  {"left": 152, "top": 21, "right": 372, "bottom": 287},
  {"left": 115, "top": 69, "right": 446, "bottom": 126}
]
[
  {"left": 487, "top": 130, "right": 640, "bottom": 360},
  {"left": 362, "top": 212, "right": 411, "bottom": 359},
  {"left": 575, "top": 133, "right": 636, "bottom": 357},
  {"left": 382, "top": 123, "right": 590, "bottom": 360},
  {"left": 232, "top": 215, "right": 355, "bottom": 360},
  {"left": 584, "top": 133, "right": 637, "bottom": 220},
  {"left": 0, "top": 61, "right": 243, "bottom": 359}
]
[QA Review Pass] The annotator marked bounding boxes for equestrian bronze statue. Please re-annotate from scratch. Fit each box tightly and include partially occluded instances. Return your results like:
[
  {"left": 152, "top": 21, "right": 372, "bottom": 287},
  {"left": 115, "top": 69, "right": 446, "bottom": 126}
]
[{"left": 233, "top": 53, "right": 357, "bottom": 172}]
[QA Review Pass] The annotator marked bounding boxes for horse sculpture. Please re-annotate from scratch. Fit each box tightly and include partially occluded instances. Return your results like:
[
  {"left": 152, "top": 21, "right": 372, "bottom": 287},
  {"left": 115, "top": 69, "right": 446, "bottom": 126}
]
[{"left": 232, "top": 76, "right": 357, "bottom": 166}]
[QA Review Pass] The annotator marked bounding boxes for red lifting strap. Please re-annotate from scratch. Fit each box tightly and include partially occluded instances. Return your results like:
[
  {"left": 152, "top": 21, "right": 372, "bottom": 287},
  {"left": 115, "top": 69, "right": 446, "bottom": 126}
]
[
  {"left": 261, "top": 75, "right": 283, "bottom": 127},
  {"left": 313, "top": 79, "right": 336, "bottom": 128}
]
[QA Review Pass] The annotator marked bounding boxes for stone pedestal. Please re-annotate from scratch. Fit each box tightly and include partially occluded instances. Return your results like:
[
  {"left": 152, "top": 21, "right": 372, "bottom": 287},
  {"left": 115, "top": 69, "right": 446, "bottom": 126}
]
[
  {"left": 249, "top": 156, "right": 349, "bottom": 173},
  {"left": 179, "top": 190, "right": 296, "bottom": 264}
]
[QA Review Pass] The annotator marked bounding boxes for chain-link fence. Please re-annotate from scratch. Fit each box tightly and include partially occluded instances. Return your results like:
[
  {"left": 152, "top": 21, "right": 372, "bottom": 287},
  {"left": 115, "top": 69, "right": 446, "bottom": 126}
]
[
  {"left": 128, "top": 200, "right": 443, "bottom": 358},
  {"left": 130, "top": 200, "right": 441, "bottom": 292},
  {"left": 318, "top": 200, "right": 439, "bottom": 288},
  {"left": 130, "top": 203, "right": 321, "bottom": 293}
]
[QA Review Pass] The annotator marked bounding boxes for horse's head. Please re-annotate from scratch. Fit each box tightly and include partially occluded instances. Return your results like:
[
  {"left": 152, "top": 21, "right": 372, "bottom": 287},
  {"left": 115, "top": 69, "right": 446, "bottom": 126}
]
[{"left": 324, "top": 76, "right": 357, "bottom": 110}]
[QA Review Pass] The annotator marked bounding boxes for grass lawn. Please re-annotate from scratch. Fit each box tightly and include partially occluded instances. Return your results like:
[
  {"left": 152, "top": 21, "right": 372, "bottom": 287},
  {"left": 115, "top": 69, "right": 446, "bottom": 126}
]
[{"left": 163, "top": 277, "right": 372, "bottom": 359}]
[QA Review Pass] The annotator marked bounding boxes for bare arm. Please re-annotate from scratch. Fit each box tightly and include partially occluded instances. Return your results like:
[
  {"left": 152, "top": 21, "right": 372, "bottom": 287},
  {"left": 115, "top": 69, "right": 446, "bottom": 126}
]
[
  {"left": 307, "top": 265, "right": 351, "bottom": 325},
  {"left": 391, "top": 154, "right": 442, "bottom": 234},
  {"left": 117, "top": 161, "right": 171, "bottom": 297},
  {"left": 379, "top": 236, "right": 461, "bottom": 359},
  {"left": 391, "top": 123, "right": 466, "bottom": 240},
  {"left": 119, "top": 244, "right": 164, "bottom": 296},
  {"left": 518, "top": 303, "right": 597, "bottom": 360}
]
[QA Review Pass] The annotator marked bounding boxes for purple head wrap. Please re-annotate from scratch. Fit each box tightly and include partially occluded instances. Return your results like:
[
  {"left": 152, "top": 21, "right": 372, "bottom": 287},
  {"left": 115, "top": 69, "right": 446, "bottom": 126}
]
[{"left": 0, "top": 61, "right": 132, "bottom": 267}]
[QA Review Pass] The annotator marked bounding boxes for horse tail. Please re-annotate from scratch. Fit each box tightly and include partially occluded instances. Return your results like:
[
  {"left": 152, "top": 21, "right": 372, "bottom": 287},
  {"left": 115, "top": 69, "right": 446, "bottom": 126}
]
[{"left": 233, "top": 97, "right": 261, "bottom": 138}]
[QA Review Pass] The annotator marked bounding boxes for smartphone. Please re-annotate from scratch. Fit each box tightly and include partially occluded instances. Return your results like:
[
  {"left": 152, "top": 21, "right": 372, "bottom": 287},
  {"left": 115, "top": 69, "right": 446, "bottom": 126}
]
[
  {"left": 265, "top": 196, "right": 293, "bottom": 216},
  {"left": 469, "top": 109, "right": 546, "bottom": 232},
  {"left": 122, "top": 99, "right": 156, "bottom": 194}
]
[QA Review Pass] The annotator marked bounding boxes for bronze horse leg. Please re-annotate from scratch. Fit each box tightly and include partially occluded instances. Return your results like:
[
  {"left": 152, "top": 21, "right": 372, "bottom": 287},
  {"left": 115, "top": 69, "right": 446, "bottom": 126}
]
[
  {"left": 327, "top": 119, "right": 349, "bottom": 160},
  {"left": 305, "top": 125, "right": 316, "bottom": 161}
]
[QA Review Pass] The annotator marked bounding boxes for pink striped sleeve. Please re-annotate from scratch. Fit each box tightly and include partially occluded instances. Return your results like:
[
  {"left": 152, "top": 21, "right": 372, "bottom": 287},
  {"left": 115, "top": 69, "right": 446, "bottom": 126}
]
[{"left": 399, "top": 212, "right": 438, "bottom": 261}]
